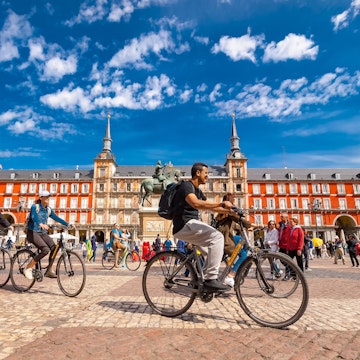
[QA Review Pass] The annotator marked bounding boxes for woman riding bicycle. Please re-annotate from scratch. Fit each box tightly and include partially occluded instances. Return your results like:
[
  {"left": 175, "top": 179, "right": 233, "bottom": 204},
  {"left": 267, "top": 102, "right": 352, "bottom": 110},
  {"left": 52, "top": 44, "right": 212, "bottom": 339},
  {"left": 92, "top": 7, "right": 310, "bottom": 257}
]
[{"left": 23, "top": 190, "right": 72, "bottom": 280}]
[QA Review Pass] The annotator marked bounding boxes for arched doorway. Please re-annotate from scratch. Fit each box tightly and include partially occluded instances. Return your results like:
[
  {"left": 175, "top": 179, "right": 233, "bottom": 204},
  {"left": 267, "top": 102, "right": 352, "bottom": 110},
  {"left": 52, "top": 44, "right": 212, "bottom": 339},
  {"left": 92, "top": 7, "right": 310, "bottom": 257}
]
[{"left": 335, "top": 215, "right": 357, "bottom": 238}]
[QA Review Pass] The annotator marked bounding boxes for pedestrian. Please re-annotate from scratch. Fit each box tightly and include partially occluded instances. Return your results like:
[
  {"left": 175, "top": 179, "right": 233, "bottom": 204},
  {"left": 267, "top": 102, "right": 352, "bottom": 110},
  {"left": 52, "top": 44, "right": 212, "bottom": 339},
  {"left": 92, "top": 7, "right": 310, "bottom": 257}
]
[
  {"left": 278, "top": 212, "right": 291, "bottom": 257},
  {"left": 346, "top": 235, "right": 359, "bottom": 267},
  {"left": 164, "top": 238, "right": 172, "bottom": 251},
  {"left": 284, "top": 217, "right": 304, "bottom": 280},
  {"left": 154, "top": 234, "right": 162, "bottom": 252},
  {"left": 89, "top": 235, "right": 97, "bottom": 262},
  {"left": 303, "top": 233, "right": 312, "bottom": 271},
  {"left": 85, "top": 238, "right": 93, "bottom": 262},
  {"left": 81, "top": 241, "right": 87, "bottom": 261},
  {"left": 334, "top": 235, "right": 346, "bottom": 265},
  {"left": 171, "top": 162, "right": 234, "bottom": 292}
]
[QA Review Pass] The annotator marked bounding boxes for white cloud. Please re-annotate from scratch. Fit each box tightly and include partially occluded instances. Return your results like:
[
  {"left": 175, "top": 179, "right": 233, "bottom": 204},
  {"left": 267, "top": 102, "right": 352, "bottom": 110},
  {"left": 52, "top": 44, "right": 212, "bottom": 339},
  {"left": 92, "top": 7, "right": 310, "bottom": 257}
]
[
  {"left": 209, "top": 83, "right": 222, "bottom": 102},
  {"left": 108, "top": 30, "right": 175, "bottom": 69},
  {"left": 40, "top": 86, "right": 94, "bottom": 112},
  {"left": 65, "top": 0, "right": 108, "bottom": 26},
  {"left": 108, "top": 0, "right": 135, "bottom": 22},
  {"left": 0, "top": 11, "right": 33, "bottom": 62},
  {"left": 193, "top": 35, "right": 209, "bottom": 46},
  {"left": 42, "top": 55, "right": 78, "bottom": 82},
  {"left": 212, "top": 31, "right": 264, "bottom": 63},
  {"left": 28, "top": 38, "right": 46, "bottom": 61},
  {"left": 332, "top": 0, "right": 360, "bottom": 31},
  {"left": 263, "top": 33, "right": 318, "bottom": 63}
]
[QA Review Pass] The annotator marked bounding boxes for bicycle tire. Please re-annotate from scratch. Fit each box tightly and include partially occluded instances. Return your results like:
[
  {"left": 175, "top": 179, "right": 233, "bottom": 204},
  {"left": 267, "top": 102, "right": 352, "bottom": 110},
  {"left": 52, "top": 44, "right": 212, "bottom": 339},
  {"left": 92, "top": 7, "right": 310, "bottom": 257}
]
[
  {"left": 10, "top": 249, "right": 36, "bottom": 292},
  {"left": 235, "top": 252, "right": 309, "bottom": 328},
  {"left": 125, "top": 250, "right": 141, "bottom": 271},
  {"left": 142, "top": 251, "right": 197, "bottom": 317},
  {"left": 102, "top": 250, "right": 115, "bottom": 270},
  {"left": 0, "top": 248, "right": 12, "bottom": 287},
  {"left": 57, "top": 251, "right": 86, "bottom": 297}
]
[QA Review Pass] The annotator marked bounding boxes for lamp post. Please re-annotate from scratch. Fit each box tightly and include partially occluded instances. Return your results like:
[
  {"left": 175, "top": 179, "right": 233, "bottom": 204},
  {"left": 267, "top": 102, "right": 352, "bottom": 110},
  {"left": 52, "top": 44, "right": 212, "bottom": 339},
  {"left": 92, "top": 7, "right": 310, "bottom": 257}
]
[
  {"left": 16, "top": 197, "right": 26, "bottom": 243},
  {"left": 312, "top": 199, "right": 322, "bottom": 237}
]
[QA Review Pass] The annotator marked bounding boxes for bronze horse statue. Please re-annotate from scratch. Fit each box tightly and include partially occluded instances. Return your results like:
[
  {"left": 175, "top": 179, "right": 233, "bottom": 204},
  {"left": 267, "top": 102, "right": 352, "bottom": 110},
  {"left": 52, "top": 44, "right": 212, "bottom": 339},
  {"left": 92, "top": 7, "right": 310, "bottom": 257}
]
[{"left": 138, "top": 168, "right": 181, "bottom": 206}]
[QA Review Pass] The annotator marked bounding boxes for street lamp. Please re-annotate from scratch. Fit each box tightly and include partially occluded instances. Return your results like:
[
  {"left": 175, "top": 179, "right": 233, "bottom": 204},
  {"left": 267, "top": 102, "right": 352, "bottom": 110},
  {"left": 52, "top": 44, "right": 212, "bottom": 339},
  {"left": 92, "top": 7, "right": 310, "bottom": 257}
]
[
  {"left": 16, "top": 197, "right": 26, "bottom": 243},
  {"left": 312, "top": 199, "right": 322, "bottom": 237}
]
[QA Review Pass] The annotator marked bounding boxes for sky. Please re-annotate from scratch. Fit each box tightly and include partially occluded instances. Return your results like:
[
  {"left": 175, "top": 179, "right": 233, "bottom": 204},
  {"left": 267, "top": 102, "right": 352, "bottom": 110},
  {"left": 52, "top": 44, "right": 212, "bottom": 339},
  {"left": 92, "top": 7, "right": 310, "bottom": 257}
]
[{"left": 1, "top": 0, "right": 360, "bottom": 170}]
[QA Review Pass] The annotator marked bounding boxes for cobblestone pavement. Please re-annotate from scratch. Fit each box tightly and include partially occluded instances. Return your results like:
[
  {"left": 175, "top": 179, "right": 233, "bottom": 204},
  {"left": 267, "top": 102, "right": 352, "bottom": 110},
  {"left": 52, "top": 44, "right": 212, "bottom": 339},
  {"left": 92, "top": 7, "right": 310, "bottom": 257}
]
[{"left": 1, "top": 255, "right": 360, "bottom": 360}]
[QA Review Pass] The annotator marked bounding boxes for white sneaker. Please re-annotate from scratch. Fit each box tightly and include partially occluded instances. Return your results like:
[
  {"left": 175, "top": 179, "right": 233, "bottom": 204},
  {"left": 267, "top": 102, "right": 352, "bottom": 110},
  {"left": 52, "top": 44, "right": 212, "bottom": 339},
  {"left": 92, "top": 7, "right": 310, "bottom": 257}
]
[
  {"left": 23, "top": 268, "right": 33, "bottom": 280},
  {"left": 224, "top": 276, "right": 235, "bottom": 287}
]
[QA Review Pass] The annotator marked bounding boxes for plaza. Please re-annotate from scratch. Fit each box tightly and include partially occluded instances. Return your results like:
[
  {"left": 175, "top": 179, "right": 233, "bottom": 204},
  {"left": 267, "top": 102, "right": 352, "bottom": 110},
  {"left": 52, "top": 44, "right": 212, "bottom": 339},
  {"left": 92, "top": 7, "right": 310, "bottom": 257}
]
[{"left": 1, "top": 255, "right": 359, "bottom": 360}]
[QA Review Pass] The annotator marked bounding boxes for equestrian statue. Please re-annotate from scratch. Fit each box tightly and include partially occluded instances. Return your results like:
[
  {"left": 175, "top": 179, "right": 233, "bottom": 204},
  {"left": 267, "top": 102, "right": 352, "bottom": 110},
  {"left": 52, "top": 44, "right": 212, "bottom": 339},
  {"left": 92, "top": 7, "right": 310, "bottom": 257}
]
[{"left": 138, "top": 161, "right": 181, "bottom": 206}]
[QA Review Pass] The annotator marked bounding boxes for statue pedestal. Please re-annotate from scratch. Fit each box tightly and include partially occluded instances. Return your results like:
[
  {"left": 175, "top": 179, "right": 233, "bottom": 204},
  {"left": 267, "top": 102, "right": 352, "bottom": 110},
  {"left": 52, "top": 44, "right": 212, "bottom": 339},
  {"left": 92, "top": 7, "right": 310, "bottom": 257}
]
[{"left": 138, "top": 207, "right": 173, "bottom": 241}]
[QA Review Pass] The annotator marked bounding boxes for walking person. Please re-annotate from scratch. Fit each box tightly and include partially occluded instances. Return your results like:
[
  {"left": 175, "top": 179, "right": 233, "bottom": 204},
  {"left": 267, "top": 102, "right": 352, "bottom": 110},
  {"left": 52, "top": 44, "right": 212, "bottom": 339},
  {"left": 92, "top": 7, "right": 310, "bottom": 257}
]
[
  {"left": 89, "top": 235, "right": 97, "bottom": 263},
  {"left": 264, "top": 220, "right": 282, "bottom": 278},
  {"left": 346, "top": 234, "right": 359, "bottom": 267},
  {"left": 284, "top": 217, "right": 304, "bottom": 280},
  {"left": 303, "top": 233, "right": 312, "bottom": 271},
  {"left": 334, "top": 235, "right": 346, "bottom": 265},
  {"left": 172, "top": 162, "right": 234, "bottom": 292}
]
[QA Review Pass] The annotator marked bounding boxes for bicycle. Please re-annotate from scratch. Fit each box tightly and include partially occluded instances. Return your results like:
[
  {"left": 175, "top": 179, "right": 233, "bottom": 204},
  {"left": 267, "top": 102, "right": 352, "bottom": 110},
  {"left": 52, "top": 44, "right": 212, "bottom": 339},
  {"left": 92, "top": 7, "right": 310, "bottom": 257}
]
[
  {"left": 142, "top": 208, "right": 309, "bottom": 328},
  {"left": 102, "top": 246, "right": 141, "bottom": 271},
  {"left": 10, "top": 226, "right": 86, "bottom": 297},
  {"left": 0, "top": 227, "right": 13, "bottom": 287}
]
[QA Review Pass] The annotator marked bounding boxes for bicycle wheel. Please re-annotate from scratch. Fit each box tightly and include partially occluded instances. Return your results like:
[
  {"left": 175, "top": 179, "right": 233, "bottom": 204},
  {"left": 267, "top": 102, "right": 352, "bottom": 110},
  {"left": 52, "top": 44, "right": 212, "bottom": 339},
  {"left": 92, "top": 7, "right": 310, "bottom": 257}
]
[
  {"left": 235, "top": 252, "right": 309, "bottom": 328},
  {"left": 125, "top": 250, "right": 141, "bottom": 271},
  {"left": 142, "top": 251, "right": 197, "bottom": 317},
  {"left": 10, "top": 249, "right": 36, "bottom": 292},
  {"left": 57, "top": 251, "right": 86, "bottom": 297},
  {"left": 102, "top": 250, "right": 115, "bottom": 270},
  {"left": 0, "top": 248, "right": 11, "bottom": 287}
]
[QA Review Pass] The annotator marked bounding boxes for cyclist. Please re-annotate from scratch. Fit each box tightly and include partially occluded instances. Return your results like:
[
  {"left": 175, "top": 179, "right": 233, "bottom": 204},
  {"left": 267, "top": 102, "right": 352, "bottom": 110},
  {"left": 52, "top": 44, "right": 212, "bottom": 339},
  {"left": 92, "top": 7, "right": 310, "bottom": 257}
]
[
  {"left": 172, "top": 162, "right": 234, "bottom": 292},
  {"left": 23, "top": 190, "right": 72, "bottom": 280},
  {"left": 110, "top": 224, "right": 127, "bottom": 268},
  {"left": 0, "top": 213, "right": 13, "bottom": 247}
]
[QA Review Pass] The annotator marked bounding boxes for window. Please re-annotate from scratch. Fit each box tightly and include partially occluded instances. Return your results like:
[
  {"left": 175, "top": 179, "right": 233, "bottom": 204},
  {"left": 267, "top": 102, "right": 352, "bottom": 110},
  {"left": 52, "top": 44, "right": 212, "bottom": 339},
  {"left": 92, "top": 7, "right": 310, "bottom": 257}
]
[
  {"left": 279, "top": 198, "right": 287, "bottom": 209},
  {"left": 96, "top": 214, "right": 104, "bottom": 223},
  {"left": 124, "top": 214, "right": 131, "bottom": 224},
  {"left": 29, "top": 184, "right": 36, "bottom": 193},
  {"left": 222, "top": 183, "right": 227, "bottom": 191},
  {"left": 10, "top": 172, "right": 15, "bottom": 179},
  {"left": 60, "top": 198, "right": 67, "bottom": 208},
  {"left": 5, "top": 183, "right": 13, "bottom": 193},
  {"left": 302, "top": 199, "right": 310, "bottom": 209},
  {"left": 50, "top": 183, "right": 57, "bottom": 194},
  {"left": 69, "top": 213, "right": 76, "bottom": 223},
  {"left": 254, "top": 214, "right": 263, "bottom": 225},
  {"left": 278, "top": 184, "right": 286, "bottom": 194},
  {"left": 300, "top": 184, "right": 308, "bottom": 194},
  {"left": 80, "top": 213, "right": 87, "bottom": 225},
  {"left": 290, "top": 198, "right": 298, "bottom": 209},
  {"left": 235, "top": 184, "right": 242, "bottom": 192},
  {"left": 97, "top": 198, "right": 104, "bottom": 208},
  {"left": 339, "top": 199, "right": 346, "bottom": 210},
  {"left": 322, "top": 184, "right": 330, "bottom": 194},
  {"left": 82, "top": 184, "right": 89, "bottom": 193},
  {"left": 266, "top": 184, "right": 273, "bottom": 194},
  {"left": 315, "top": 214, "right": 322, "bottom": 227},
  {"left": 252, "top": 184, "right": 260, "bottom": 195},
  {"left": 312, "top": 184, "right": 321, "bottom": 194},
  {"left": 75, "top": 172, "right": 80, "bottom": 179},
  {"left": 53, "top": 172, "right": 60, "bottom": 179},
  {"left": 253, "top": 198, "right": 262, "bottom": 209},
  {"left": 113, "top": 182, "right": 118, "bottom": 192},
  {"left": 308, "top": 173, "right": 316, "bottom": 180},
  {"left": 70, "top": 198, "right": 78, "bottom": 209},
  {"left": 27, "top": 198, "right": 35, "bottom": 207},
  {"left": 333, "top": 173, "right": 341, "bottom": 180},
  {"left": 99, "top": 184, "right": 105, "bottom": 192},
  {"left": 303, "top": 215, "right": 311, "bottom": 226},
  {"left": 264, "top": 173, "right": 271, "bottom": 180},
  {"left": 126, "top": 183, "right": 131, "bottom": 192},
  {"left": 289, "top": 184, "right": 297, "bottom": 194},
  {"left": 32, "top": 173, "right": 39, "bottom": 179},
  {"left": 81, "top": 198, "right": 88, "bottom": 209},
  {"left": 125, "top": 198, "right": 132, "bottom": 208},
  {"left": 39, "top": 183, "right": 47, "bottom": 192},
  {"left": 287, "top": 173, "right": 294, "bottom": 180},
  {"left": 99, "top": 168, "right": 105, "bottom": 177},
  {"left": 337, "top": 184, "right": 345, "bottom": 194},
  {"left": 323, "top": 198, "right": 331, "bottom": 210},
  {"left": 20, "top": 183, "right": 28, "bottom": 194},
  {"left": 71, "top": 184, "right": 79, "bottom": 193},
  {"left": 112, "top": 197, "right": 119, "bottom": 208},
  {"left": 353, "top": 184, "right": 360, "bottom": 194},
  {"left": 4, "top": 198, "right": 12, "bottom": 208},
  {"left": 60, "top": 184, "right": 68, "bottom": 194},
  {"left": 110, "top": 214, "right": 117, "bottom": 225},
  {"left": 356, "top": 199, "right": 360, "bottom": 209},
  {"left": 235, "top": 168, "right": 242, "bottom": 177},
  {"left": 49, "top": 198, "right": 56, "bottom": 208},
  {"left": 267, "top": 198, "right": 275, "bottom": 209}
]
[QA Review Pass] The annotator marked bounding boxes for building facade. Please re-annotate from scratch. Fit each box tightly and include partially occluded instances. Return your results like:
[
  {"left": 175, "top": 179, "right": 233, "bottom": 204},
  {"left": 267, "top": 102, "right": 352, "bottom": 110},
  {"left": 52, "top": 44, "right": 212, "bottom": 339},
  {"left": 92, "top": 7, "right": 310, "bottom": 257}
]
[{"left": 0, "top": 114, "right": 359, "bottom": 244}]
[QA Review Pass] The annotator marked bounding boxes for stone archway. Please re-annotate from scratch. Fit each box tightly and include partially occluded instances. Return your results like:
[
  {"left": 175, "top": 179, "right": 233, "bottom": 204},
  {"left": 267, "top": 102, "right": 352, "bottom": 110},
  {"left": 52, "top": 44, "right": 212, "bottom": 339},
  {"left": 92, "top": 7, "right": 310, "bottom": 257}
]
[{"left": 334, "top": 215, "right": 357, "bottom": 237}]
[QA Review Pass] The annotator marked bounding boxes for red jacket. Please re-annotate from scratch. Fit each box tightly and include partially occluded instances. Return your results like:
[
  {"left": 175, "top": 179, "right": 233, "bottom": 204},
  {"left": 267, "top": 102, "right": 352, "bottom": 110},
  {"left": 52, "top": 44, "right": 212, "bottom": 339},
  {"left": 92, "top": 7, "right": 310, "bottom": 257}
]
[
  {"left": 278, "top": 222, "right": 291, "bottom": 250},
  {"left": 287, "top": 226, "right": 304, "bottom": 252}
]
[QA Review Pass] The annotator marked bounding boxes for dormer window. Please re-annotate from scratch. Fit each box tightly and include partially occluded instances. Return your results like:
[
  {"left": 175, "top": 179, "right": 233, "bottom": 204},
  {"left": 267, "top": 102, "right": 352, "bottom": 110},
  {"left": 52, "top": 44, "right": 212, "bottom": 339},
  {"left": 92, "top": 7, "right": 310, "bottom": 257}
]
[
  {"left": 286, "top": 173, "right": 294, "bottom": 180},
  {"left": 53, "top": 172, "right": 60, "bottom": 179},
  {"left": 333, "top": 173, "right": 340, "bottom": 180},
  {"left": 10, "top": 172, "right": 16, "bottom": 179},
  {"left": 75, "top": 172, "right": 80, "bottom": 179},
  {"left": 308, "top": 173, "right": 316, "bottom": 180},
  {"left": 264, "top": 173, "right": 271, "bottom": 180},
  {"left": 32, "top": 172, "right": 39, "bottom": 179}
]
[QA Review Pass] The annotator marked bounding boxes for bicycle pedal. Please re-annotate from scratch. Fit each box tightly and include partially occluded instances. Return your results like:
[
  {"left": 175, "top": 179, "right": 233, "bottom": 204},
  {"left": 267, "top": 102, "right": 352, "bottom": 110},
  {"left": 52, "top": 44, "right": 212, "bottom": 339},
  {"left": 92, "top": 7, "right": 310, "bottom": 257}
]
[{"left": 34, "top": 270, "right": 43, "bottom": 282}]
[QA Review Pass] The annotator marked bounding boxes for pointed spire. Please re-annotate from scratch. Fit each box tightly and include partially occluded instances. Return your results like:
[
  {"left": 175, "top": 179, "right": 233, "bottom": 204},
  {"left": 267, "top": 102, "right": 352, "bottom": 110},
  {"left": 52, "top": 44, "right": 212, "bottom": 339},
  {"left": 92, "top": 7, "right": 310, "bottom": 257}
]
[
  {"left": 230, "top": 111, "right": 240, "bottom": 156},
  {"left": 103, "top": 113, "right": 112, "bottom": 153}
]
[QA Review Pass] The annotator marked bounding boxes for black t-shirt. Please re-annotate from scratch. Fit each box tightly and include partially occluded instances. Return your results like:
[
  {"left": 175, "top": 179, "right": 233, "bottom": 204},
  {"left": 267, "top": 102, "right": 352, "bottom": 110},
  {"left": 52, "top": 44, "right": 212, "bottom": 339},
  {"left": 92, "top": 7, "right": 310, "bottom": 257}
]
[{"left": 172, "top": 181, "right": 206, "bottom": 234}]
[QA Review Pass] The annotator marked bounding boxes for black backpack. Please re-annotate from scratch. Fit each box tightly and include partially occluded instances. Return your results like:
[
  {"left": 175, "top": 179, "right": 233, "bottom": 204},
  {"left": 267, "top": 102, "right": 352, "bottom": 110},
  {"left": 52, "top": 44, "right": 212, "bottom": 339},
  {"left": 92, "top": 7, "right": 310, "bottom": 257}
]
[{"left": 158, "top": 182, "right": 182, "bottom": 220}]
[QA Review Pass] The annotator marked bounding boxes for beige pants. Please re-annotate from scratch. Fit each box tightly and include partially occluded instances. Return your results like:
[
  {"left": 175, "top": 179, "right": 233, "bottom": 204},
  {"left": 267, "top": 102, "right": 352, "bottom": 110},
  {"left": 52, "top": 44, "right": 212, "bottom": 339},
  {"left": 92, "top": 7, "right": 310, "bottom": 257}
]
[{"left": 334, "top": 247, "right": 345, "bottom": 264}]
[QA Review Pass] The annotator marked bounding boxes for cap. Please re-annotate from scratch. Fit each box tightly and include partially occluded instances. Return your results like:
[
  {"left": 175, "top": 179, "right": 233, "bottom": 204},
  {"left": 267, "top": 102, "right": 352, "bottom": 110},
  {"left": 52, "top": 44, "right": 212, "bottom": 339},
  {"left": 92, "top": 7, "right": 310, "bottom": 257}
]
[
  {"left": 334, "top": 235, "right": 339, "bottom": 239},
  {"left": 39, "top": 190, "right": 51, "bottom": 197}
]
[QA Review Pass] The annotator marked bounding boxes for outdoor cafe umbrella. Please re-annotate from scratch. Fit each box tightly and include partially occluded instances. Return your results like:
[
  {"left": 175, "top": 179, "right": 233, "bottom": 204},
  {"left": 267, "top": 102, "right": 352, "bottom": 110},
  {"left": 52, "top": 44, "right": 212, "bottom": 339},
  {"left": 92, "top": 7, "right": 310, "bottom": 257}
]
[{"left": 312, "top": 237, "right": 323, "bottom": 248}]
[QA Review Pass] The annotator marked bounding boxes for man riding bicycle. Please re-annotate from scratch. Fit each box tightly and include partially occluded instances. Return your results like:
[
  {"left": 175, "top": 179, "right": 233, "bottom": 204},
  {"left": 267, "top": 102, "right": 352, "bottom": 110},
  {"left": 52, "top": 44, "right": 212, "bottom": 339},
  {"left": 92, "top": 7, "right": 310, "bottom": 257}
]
[
  {"left": 172, "top": 162, "right": 234, "bottom": 292},
  {"left": 23, "top": 190, "right": 73, "bottom": 280}
]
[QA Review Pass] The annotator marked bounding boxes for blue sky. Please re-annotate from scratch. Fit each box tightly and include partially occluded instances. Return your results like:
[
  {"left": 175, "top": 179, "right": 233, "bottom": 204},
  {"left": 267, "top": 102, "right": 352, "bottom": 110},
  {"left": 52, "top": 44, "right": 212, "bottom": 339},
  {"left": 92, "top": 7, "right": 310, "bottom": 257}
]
[{"left": 1, "top": 0, "right": 360, "bottom": 170}]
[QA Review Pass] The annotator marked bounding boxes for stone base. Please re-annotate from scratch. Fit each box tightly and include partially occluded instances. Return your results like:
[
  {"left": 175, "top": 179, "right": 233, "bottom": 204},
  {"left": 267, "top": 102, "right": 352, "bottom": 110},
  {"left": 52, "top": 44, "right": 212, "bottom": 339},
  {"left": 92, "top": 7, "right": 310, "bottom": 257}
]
[{"left": 138, "top": 207, "right": 173, "bottom": 241}]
